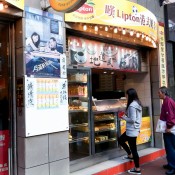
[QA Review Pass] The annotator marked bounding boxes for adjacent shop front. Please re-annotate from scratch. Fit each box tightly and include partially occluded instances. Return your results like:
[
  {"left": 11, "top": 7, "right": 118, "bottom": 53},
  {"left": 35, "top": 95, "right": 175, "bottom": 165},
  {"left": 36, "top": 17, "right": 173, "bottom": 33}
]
[{"left": 65, "top": 0, "right": 167, "bottom": 172}]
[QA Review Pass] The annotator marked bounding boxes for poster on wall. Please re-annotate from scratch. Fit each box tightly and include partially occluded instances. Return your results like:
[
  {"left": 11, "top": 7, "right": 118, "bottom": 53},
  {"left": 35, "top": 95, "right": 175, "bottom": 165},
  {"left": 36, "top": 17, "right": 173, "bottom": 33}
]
[
  {"left": 25, "top": 7, "right": 65, "bottom": 78},
  {"left": 24, "top": 77, "right": 68, "bottom": 137},
  {"left": 0, "top": 130, "right": 9, "bottom": 175},
  {"left": 68, "top": 36, "right": 140, "bottom": 72}
]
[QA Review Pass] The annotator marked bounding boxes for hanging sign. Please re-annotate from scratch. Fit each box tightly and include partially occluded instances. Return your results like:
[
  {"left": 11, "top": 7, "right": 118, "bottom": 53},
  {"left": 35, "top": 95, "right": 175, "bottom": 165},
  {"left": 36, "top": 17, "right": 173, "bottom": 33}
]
[
  {"left": 158, "top": 24, "right": 168, "bottom": 87},
  {"left": 49, "top": 0, "right": 87, "bottom": 12},
  {"left": 65, "top": 0, "right": 158, "bottom": 41},
  {"left": 5, "top": 0, "right": 24, "bottom": 10}
]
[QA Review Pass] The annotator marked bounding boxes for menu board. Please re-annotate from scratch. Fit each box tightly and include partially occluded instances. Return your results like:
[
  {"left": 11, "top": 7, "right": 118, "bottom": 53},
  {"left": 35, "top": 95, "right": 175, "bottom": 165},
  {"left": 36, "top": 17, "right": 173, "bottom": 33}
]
[{"left": 24, "top": 77, "right": 68, "bottom": 137}]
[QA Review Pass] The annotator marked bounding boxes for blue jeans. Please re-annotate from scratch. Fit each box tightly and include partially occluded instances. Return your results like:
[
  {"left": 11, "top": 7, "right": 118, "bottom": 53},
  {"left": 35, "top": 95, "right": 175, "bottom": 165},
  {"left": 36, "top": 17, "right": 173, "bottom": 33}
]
[{"left": 163, "top": 133, "right": 175, "bottom": 169}]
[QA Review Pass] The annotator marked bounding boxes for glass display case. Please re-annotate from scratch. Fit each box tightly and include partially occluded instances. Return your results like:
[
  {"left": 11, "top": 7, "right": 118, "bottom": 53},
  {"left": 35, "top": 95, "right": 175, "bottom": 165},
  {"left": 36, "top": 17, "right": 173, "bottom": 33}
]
[
  {"left": 92, "top": 99, "right": 126, "bottom": 153},
  {"left": 93, "top": 111, "right": 118, "bottom": 153},
  {"left": 68, "top": 67, "right": 91, "bottom": 161}
]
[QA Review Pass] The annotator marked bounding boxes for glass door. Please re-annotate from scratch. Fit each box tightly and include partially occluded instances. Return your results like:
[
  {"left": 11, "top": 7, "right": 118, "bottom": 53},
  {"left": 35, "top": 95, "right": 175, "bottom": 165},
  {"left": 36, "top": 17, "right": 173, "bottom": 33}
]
[
  {"left": 0, "top": 22, "right": 13, "bottom": 175},
  {"left": 68, "top": 67, "right": 92, "bottom": 161}
]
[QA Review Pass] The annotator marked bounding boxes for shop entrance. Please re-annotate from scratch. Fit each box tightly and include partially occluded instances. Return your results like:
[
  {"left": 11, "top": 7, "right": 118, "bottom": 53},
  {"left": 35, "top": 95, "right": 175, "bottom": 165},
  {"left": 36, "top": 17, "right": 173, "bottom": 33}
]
[{"left": 0, "top": 21, "right": 15, "bottom": 175}]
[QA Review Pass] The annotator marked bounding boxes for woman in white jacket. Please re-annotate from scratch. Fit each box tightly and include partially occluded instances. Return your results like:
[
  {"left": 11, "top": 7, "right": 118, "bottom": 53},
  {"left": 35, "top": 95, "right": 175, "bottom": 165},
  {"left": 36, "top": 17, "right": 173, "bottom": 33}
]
[{"left": 118, "top": 88, "right": 142, "bottom": 175}]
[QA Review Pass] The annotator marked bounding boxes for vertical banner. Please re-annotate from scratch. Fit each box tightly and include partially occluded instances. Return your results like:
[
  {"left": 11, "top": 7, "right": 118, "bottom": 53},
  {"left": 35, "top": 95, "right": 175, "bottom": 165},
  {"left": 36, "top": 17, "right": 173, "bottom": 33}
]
[
  {"left": 0, "top": 130, "right": 9, "bottom": 175},
  {"left": 158, "top": 25, "right": 168, "bottom": 87}
]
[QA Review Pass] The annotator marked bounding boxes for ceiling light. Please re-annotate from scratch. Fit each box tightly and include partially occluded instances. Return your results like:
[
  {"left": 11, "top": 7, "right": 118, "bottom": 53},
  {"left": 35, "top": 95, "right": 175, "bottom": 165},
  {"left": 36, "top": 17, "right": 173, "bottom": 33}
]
[
  {"left": 94, "top": 26, "right": 98, "bottom": 32},
  {"left": 114, "top": 28, "right": 118, "bottom": 33},
  {"left": 130, "top": 30, "right": 134, "bottom": 36},
  {"left": 122, "top": 29, "right": 126, "bottom": 35},
  {"left": 105, "top": 26, "right": 108, "bottom": 31},
  {"left": 83, "top": 25, "right": 87, "bottom": 31},
  {"left": 136, "top": 33, "right": 140, "bottom": 38}
]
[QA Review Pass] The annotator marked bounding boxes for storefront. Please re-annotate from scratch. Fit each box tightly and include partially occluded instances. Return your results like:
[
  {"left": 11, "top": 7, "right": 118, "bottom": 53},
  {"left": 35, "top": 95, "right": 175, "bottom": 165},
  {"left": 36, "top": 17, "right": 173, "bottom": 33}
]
[
  {"left": 0, "top": 1, "right": 23, "bottom": 175},
  {"left": 65, "top": 0, "right": 167, "bottom": 172}
]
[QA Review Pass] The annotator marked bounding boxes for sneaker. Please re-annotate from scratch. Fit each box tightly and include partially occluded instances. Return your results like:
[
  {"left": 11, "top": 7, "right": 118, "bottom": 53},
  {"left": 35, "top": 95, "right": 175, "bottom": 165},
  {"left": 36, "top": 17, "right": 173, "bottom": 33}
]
[
  {"left": 163, "top": 164, "right": 171, "bottom": 170},
  {"left": 123, "top": 155, "right": 134, "bottom": 161},
  {"left": 128, "top": 168, "right": 141, "bottom": 174}
]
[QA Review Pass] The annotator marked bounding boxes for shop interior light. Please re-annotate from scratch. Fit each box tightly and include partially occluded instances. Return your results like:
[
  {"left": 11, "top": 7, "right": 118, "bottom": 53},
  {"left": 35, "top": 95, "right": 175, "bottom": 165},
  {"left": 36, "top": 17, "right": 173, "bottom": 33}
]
[
  {"left": 142, "top": 34, "right": 145, "bottom": 39},
  {"left": 122, "top": 29, "right": 126, "bottom": 35},
  {"left": 83, "top": 25, "right": 87, "bottom": 31},
  {"left": 152, "top": 40, "right": 157, "bottom": 48},
  {"left": 94, "top": 25, "right": 98, "bottom": 32},
  {"left": 105, "top": 26, "right": 108, "bottom": 31},
  {"left": 145, "top": 36, "right": 149, "bottom": 41},
  {"left": 103, "top": 71, "right": 107, "bottom": 74},
  {"left": 114, "top": 28, "right": 118, "bottom": 33},
  {"left": 130, "top": 30, "right": 134, "bottom": 36}
]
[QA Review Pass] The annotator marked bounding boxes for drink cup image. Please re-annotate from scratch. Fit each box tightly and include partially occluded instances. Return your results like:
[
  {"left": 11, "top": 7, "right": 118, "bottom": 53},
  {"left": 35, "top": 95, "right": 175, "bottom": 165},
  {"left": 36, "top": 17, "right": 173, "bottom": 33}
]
[{"left": 74, "top": 51, "right": 86, "bottom": 63}]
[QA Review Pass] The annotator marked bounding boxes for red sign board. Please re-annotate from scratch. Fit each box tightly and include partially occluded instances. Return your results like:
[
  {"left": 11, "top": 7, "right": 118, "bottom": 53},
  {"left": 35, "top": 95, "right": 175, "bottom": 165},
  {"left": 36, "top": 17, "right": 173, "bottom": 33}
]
[{"left": 0, "top": 130, "right": 9, "bottom": 175}]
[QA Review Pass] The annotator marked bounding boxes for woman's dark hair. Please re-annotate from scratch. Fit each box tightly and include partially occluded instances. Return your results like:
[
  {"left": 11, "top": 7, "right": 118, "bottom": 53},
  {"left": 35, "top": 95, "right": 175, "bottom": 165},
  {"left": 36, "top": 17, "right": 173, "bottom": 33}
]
[
  {"left": 126, "top": 88, "right": 142, "bottom": 109},
  {"left": 31, "top": 32, "right": 40, "bottom": 47},
  {"left": 159, "top": 86, "right": 170, "bottom": 97}
]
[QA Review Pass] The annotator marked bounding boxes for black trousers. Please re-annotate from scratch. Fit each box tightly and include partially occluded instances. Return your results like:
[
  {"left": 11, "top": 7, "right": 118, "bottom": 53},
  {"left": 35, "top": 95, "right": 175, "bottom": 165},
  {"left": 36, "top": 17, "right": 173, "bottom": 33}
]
[{"left": 118, "top": 131, "right": 140, "bottom": 168}]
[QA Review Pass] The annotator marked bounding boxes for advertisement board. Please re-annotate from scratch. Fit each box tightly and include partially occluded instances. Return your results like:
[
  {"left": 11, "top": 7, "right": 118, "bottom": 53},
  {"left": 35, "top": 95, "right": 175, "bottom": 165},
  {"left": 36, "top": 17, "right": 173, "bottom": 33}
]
[
  {"left": 24, "top": 77, "right": 68, "bottom": 137},
  {"left": 68, "top": 36, "right": 140, "bottom": 72},
  {"left": 25, "top": 7, "right": 65, "bottom": 78},
  {"left": 120, "top": 116, "right": 151, "bottom": 145}
]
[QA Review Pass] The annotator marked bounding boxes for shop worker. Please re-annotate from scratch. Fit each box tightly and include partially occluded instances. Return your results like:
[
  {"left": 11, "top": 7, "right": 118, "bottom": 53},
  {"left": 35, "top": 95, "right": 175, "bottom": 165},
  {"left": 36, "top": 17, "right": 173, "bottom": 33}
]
[
  {"left": 118, "top": 88, "right": 142, "bottom": 175},
  {"left": 158, "top": 86, "right": 175, "bottom": 175}
]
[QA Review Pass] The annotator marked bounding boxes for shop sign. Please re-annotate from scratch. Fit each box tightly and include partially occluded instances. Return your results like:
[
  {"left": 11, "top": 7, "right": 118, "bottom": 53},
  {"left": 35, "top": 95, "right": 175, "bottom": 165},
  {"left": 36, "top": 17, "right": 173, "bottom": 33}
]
[
  {"left": 158, "top": 25, "right": 167, "bottom": 87},
  {"left": 5, "top": 0, "right": 24, "bottom": 10},
  {"left": 0, "top": 130, "right": 9, "bottom": 175},
  {"left": 68, "top": 36, "right": 140, "bottom": 72},
  {"left": 49, "top": 0, "right": 87, "bottom": 13},
  {"left": 65, "top": 0, "right": 158, "bottom": 41}
]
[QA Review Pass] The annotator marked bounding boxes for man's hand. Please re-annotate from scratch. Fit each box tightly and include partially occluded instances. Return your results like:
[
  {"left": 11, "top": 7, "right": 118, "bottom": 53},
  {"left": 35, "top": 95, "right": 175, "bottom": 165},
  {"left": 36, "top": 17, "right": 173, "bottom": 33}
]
[{"left": 166, "top": 128, "right": 171, "bottom": 133}]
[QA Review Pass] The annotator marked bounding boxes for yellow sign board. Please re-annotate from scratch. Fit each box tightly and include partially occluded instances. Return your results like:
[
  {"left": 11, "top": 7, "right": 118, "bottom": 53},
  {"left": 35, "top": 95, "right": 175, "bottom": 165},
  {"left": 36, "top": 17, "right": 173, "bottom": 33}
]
[
  {"left": 158, "top": 24, "right": 167, "bottom": 87},
  {"left": 5, "top": 0, "right": 24, "bottom": 10},
  {"left": 49, "top": 0, "right": 87, "bottom": 13},
  {"left": 65, "top": 0, "right": 158, "bottom": 41}
]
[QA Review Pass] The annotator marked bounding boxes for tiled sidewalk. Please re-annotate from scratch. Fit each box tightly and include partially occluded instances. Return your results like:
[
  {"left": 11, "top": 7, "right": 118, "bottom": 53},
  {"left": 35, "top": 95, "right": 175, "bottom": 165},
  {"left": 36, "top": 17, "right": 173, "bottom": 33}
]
[
  {"left": 120, "top": 156, "right": 167, "bottom": 175},
  {"left": 70, "top": 148, "right": 166, "bottom": 175}
]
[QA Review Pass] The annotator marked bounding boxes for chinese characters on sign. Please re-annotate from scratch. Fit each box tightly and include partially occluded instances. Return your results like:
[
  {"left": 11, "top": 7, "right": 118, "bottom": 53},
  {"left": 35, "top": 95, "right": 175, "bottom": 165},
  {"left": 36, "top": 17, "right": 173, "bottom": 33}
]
[
  {"left": 59, "top": 79, "right": 68, "bottom": 105},
  {"left": 69, "top": 36, "right": 139, "bottom": 72},
  {"left": 60, "top": 54, "right": 67, "bottom": 78},
  {"left": 26, "top": 78, "right": 35, "bottom": 108},
  {"left": 159, "top": 25, "right": 167, "bottom": 87}
]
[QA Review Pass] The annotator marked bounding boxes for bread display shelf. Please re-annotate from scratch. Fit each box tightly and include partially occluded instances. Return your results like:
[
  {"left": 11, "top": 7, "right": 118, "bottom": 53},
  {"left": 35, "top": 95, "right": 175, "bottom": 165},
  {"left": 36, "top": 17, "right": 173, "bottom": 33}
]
[
  {"left": 69, "top": 109, "right": 88, "bottom": 113},
  {"left": 95, "top": 138, "right": 116, "bottom": 144},
  {"left": 68, "top": 95, "right": 88, "bottom": 98},
  {"left": 69, "top": 137, "right": 89, "bottom": 144},
  {"left": 94, "top": 128, "right": 116, "bottom": 133},
  {"left": 69, "top": 123, "right": 88, "bottom": 128},
  {"left": 68, "top": 81, "right": 87, "bottom": 84}
]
